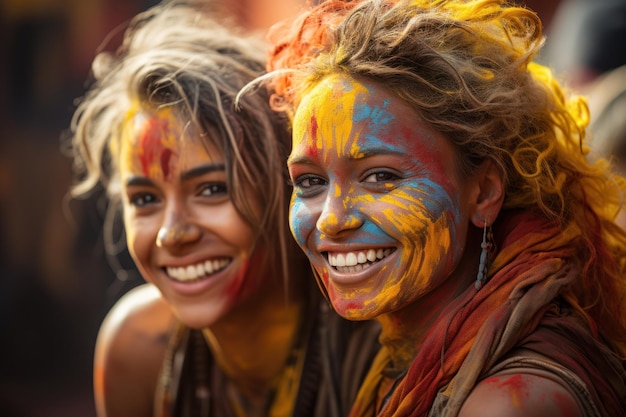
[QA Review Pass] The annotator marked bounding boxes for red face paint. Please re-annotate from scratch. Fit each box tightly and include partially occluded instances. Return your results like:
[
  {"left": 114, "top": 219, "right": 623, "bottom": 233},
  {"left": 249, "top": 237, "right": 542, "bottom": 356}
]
[
  {"left": 119, "top": 107, "right": 274, "bottom": 332},
  {"left": 137, "top": 117, "right": 175, "bottom": 180}
]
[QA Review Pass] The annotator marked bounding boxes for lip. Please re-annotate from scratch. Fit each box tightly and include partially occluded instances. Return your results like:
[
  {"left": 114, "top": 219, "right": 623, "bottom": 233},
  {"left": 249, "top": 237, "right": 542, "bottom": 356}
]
[{"left": 320, "top": 246, "right": 397, "bottom": 286}]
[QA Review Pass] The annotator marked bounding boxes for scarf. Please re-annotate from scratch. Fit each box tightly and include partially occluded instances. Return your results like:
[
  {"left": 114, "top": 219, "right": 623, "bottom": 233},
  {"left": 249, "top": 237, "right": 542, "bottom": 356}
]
[{"left": 349, "top": 210, "right": 626, "bottom": 417}]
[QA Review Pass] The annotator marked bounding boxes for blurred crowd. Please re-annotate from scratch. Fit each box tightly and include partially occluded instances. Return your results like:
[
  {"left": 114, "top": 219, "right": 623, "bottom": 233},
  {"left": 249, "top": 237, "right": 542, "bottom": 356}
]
[{"left": 0, "top": 0, "right": 624, "bottom": 415}]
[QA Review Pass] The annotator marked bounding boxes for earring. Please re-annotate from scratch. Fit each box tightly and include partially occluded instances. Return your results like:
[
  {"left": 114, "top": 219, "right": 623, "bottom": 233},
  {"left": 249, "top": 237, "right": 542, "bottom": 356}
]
[{"left": 475, "top": 220, "right": 493, "bottom": 290}]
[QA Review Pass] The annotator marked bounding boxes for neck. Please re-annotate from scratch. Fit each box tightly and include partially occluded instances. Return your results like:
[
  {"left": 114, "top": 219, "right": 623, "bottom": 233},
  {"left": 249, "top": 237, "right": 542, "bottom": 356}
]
[{"left": 202, "top": 272, "right": 306, "bottom": 403}]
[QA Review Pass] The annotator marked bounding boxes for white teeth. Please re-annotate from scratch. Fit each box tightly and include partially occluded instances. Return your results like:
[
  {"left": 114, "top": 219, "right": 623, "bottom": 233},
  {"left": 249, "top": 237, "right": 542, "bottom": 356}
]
[
  {"left": 357, "top": 252, "right": 367, "bottom": 263},
  {"left": 185, "top": 265, "right": 197, "bottom": 280},
  {"left": 346, "top": 252, "right": 358, "bottom": 266},
  {"left": 328, "top": 249, "right": 394, "bottom": 268},
  {"left": 204, "top": 260, "right": 214, "bottom": 274},
  {"left": 166, "top": 258, "right": 231, "bottom": 282},
  {"left": 336, "top": 263, "right": 371, "bottom": 273}
]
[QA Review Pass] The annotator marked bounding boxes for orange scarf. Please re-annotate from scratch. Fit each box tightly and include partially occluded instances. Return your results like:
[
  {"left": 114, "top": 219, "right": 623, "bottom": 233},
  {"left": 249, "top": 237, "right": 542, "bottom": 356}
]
[{"left": 349, "top": 210, "right": 626, "bottom": 417}]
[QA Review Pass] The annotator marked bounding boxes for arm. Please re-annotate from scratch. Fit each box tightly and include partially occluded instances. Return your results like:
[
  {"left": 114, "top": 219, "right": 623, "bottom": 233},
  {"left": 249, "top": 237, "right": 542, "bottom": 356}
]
[
  {"left": 94, "top": 283, "right": 173, "bottom": 417},
  {"left": 459, "top": 372, "right": 584, "bottom": 417}
]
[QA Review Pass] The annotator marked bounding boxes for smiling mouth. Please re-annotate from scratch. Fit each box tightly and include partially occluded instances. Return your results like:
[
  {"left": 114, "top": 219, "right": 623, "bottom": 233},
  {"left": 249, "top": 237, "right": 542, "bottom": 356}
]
[
  {"left": 165, "top": 258, "right": 231, "bottom": 282},
  {"left": 326, "top": 248, "right": 395, "bottom": 273}
]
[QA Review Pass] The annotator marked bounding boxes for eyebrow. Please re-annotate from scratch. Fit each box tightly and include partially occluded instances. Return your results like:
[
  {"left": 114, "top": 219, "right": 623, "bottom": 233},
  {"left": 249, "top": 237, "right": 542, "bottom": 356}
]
[
  {"left": 180, "top": 163, "right": 225, "bottom": 181},
  {"left": 125, "top": 163, "right": 226, "bottom": 187},
  {"left": 288, "top": 147, "right": 406, "bottom": 165},
  {"left": 125, "top": 176, "right": 155, "bottom": 188},
  {"left": 287, "top": 155, "right": 316, "bottom": 166}
]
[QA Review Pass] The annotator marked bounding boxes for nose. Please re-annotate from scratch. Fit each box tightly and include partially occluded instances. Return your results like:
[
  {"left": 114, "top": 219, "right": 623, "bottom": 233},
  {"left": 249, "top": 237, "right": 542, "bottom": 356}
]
[
  {"left": 156, "top": 210, "right": 201, "bottom": 248},
  {"left": 316, "top": 188, "right": 363, "bottom": 237}
]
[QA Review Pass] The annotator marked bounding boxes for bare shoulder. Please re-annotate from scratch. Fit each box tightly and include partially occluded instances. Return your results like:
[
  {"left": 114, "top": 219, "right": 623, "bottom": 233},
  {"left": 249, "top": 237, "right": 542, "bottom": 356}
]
[
  {"left": 94, "top": 283, "right": 174, "bottom": 417},
  {"left": 459, "top": 371, "right": 584, "bottom": 417}
]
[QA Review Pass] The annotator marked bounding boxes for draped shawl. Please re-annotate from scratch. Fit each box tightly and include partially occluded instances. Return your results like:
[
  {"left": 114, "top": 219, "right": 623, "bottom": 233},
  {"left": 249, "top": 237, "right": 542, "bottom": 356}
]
[{"left": 349, "top": 210, "right": 626, "bottom": 417}]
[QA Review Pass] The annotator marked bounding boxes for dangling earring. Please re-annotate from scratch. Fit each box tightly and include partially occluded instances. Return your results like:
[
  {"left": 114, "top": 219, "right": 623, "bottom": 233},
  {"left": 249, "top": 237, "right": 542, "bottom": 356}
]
[{"left": 475, "top": 220, "right": 493, "bottom": 290}]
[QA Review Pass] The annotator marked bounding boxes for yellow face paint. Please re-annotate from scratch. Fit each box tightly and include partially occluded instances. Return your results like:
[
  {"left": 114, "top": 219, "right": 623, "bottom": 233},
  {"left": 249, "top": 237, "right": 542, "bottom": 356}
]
[{"left": 288, "top": 73, "right": 475, "bottom": 321}]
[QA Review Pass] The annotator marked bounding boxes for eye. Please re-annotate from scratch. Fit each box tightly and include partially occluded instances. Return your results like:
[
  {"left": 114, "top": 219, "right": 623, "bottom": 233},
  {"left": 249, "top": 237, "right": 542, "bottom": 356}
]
[
  {"left": 128, "top": 192, "right": 159, "bottom": 207},
  {"left": 293, "top": 174, "right": 327, "bottom": 197},
  {"left": 363, "top": 171, "right": 400, "bottom": 183},
  {"left": 296, "top": 175, "right": 326, "bottom": 189},
  {"left": 198, "top": 182, "right": 227, "bottom": 197}
]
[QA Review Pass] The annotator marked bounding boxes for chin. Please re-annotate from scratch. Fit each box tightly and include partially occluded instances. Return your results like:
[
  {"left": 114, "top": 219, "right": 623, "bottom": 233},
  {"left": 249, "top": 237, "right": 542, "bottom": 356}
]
[
  {"left": 174, "top": 303, "right": 228, "bottom": 330},
  {"left": 330, "top": 298, "right": 379, "bottom": 321}
]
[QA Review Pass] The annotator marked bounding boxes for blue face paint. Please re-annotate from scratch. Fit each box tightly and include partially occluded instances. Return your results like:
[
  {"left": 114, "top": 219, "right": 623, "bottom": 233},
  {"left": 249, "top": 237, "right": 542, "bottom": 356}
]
[{"left": 288, "top": 73, "right": 472, "bottom": 321}]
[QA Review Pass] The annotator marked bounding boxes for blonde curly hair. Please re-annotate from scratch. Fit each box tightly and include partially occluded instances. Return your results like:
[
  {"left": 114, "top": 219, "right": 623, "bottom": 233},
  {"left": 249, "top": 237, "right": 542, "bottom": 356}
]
[{"left": 267, "top": 0, "right": 626, "bottom": 354}]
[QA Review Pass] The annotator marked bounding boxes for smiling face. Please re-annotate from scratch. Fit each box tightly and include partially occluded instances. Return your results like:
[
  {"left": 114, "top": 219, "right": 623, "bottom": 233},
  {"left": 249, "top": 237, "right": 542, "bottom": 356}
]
[
  {"left": 288, "top": 74, "right": 478, "bottom": 320},
  {"left": 118, "top": 106, "right": 262, "bottom": 328}
]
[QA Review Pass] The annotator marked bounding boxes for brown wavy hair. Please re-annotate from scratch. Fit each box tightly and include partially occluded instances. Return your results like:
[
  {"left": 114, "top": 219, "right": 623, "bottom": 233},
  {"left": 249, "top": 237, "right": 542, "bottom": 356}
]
[{"left": 67, "top": 0, "right": 298, "bottom": 284}]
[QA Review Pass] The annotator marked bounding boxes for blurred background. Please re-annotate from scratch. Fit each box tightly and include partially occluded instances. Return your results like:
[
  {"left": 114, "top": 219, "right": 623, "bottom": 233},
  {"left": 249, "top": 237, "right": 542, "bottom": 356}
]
[{"left": 0, "top": 0, "right": 624, "bottom": 415}]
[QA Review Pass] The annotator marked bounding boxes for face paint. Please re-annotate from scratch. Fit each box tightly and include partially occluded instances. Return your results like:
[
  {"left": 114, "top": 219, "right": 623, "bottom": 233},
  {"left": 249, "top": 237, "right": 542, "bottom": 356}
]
[
  {"left": 288, "top": 73, "right": 475, "bottom": 321},
  {"left": 118, "top": 106, "right": 267, "bottom": 330},
  {"left": 121, "top": 106, "right": 181, "bottom": 182},
  {"left": 138, "top": 116, "right": 174, "bottom": 179}
]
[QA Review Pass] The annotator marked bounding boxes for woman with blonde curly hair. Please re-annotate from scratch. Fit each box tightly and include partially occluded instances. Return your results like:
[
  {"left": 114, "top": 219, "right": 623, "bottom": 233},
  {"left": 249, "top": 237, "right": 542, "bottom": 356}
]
[
  {"left": 66, "top": 1, "right": 380, "bottom": 416},
  {"left": 262, "top": 0, "right": 626, "bottom": 415}
]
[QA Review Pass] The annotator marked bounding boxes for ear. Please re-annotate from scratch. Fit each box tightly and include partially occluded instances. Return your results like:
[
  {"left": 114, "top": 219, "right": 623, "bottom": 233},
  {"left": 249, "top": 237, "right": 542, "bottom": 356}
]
[{"left": 469, "top": 159, "right": 505, "bottom": 227}]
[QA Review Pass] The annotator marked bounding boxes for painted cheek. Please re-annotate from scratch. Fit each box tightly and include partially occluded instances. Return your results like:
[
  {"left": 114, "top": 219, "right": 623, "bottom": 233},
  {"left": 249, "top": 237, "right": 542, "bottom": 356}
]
[
  {"left": 289, "top": 194, "right": 340, "bottom": 296},
  {"left": 220, "top": 245, "right": 266, "bottom": 309},
  {"left": 357, "top": 186, "right": 459, "bottom": 298},
  {"left": 377, "top": 178, "right": 462, "bottom": 247},
  {"left": 289, "top": 196, "right": 314, "bottom": 250},
  {"left": 406, "top": 217, "right": 453, "bottom": 277}
]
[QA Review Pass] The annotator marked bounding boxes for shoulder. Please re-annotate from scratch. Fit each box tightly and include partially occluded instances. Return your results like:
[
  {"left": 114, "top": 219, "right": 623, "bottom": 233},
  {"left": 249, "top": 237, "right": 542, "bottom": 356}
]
[
  {"left": 98, "top": 283, "right": 172, "bottom": 339},
  {"left": 458, "top": 371, "right": 584, "bottom": 417},
  {"left": 94, "top": 283, "right": 174, "bottom": 417}
]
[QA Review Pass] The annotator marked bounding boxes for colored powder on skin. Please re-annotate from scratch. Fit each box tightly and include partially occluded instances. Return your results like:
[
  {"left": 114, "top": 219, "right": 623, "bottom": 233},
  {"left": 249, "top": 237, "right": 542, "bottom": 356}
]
[
  {"left": 493, "top": 375, "right": 529, "bottom": 409},
  {"left": 137, "top": 117, "right": 175, "bottom": 180},
  {"left": 121, "top": 105, "right": 181, "bottom": 182},
  {"left": 304, "top": 76, "right": 371, "bottom": 161},
  {"left": 292, "top": 74, "right": 460, "bottom": 316},
  {"left": 552, "top": 391, "right": 577, "bottom": 417},
  {"left": 360, "top": 216, "right": 452, "bottom": 311}
]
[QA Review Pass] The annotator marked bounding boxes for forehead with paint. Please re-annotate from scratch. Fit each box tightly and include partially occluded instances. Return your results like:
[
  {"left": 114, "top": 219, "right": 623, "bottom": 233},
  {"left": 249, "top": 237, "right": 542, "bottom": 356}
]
[
  {"left": 118, "top": 105, "right": 217, "bottom": 182},
  {"left": 292, "top": 73, "right": 454, "bottom": 173}
]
